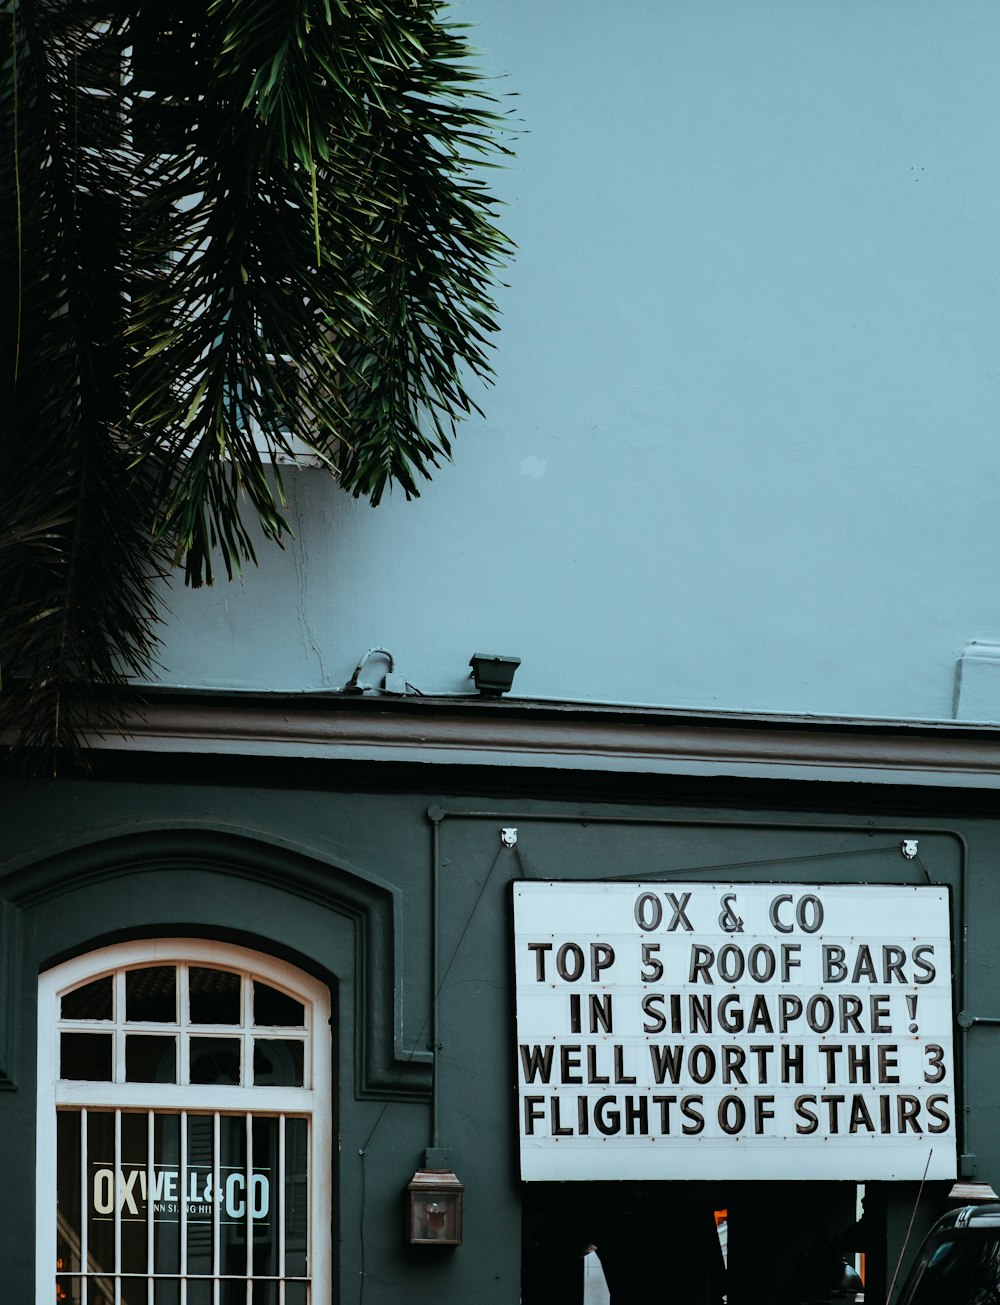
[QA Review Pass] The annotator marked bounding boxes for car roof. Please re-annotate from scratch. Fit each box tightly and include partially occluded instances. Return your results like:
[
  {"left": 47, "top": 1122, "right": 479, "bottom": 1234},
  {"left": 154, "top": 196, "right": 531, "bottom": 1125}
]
[{"left": 929, "top": 1203, "right": 1000, "bottom": 1234}]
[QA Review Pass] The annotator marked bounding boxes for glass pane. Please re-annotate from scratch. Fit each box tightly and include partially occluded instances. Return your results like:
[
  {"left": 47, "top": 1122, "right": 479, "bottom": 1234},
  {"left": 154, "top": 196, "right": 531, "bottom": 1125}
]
[
  {"left": 251, "top": 1283, "right": 278, "bottom": 1305},
  {"left": 126, "top": 966, "right": 177, "bottom": 1023},
  {"left": 190, "top": 967, "right": 241, "bottom": 1025},
  {"left": 220, "top": 1283, "right": 247, "bottom": 1305},
  {"left": 153, "top": 1113, "right": 181, "bottom": 1274},
  {"left": 190, "top": 1037, "right": 242, "bottom": 1085},
  {"left": 153, "top": 1281, "right": 181, "bottom": 1305},
  {"left": 62, "top": 976, "right": 113, "bottom": 1021},
  {"left": 253, "top": 982, "right": 304, "bottom": 1028},
  {"left": 62, "top": 1032, "right": 113, "bottom": 1081},
  {"left": 87, "top": 1112, "right": 116, "bottom": 1275},
  {"left": 253, "top": 1039, "right": 304, "bottom": 1087},
  {"left": 126, "top": 1034, "right": 177, "bottom": 1083},
  {"left": 91, "top": 1278, "right": 115, "bottom": 1305},
  {"left": 56, "top": 1276, "right": 81, "bottom": 1305},
  {"left": 285, "top": 1283, "right": 308, "bottom": 1305},
  {"left": 186, "top": 1283, "right": 213, "bottom": 1305},
  {"left": 120, "top": 1112, "right": 148, "bottom": 1274},
  {"left": 284, "top": 1117, "right": 309, "bottom": 1277},
  {"left": 57, "top": 1111, "right": 82, "bottom": 1273},
  {"left": 120, "top": 1278, "right": 146, "bottom": 1305},
  {"left": 186, "top": 1115, "right": 215, "bottom": 1277},
  {"left": 252, "top": 1116, "right": 279, "bottom": 1277},
  {"left": 219, "top": 1114, "right": 248, "bottom": 1278}
]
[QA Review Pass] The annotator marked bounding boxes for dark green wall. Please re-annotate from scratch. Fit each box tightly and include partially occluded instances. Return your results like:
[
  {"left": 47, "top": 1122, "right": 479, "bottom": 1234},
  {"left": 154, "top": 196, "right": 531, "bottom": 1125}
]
[{"left": 2, "top": 769, "right": 999, "bottom": 1303}]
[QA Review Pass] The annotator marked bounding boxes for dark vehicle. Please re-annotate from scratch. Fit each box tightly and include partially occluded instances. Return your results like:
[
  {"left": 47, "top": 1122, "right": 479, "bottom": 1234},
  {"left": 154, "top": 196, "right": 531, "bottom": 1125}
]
[{"left": 896, "top": 1204, "right": 1000, "bottom": 1305}]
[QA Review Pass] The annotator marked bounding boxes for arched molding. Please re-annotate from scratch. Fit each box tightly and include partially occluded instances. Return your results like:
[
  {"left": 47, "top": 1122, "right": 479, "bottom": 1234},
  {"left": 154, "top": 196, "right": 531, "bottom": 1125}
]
[{"left": 0, "top": 823, "right": 431, "bottom": 1100}]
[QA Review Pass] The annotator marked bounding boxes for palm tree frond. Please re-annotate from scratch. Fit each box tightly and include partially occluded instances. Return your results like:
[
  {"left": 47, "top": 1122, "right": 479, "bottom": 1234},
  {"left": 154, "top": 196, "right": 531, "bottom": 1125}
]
[{"left": 1, "top": 0, "right": 513, "bottom": 762}]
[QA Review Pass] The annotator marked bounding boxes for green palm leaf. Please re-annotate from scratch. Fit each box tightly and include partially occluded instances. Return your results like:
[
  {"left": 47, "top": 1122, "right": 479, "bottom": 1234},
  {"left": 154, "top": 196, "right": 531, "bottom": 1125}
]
[{"left": 0, "top": 0, "right": 513, "bottom": 767}]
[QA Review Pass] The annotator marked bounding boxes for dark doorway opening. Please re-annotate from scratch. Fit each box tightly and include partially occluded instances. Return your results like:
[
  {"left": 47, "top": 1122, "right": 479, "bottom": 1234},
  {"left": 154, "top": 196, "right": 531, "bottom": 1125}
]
[
  {"left": 522, "top": 1181, "right": 872, "bottom": 1305},
  {"left": 522, "top": 1181, "right": 726, "bottom": 1305}
]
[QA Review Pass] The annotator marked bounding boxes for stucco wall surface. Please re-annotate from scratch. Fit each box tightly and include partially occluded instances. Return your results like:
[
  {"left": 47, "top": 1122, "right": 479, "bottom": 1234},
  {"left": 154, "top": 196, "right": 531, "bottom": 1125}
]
[{"left": 150, "top": 1, "right": 1000, "bottom": 722}]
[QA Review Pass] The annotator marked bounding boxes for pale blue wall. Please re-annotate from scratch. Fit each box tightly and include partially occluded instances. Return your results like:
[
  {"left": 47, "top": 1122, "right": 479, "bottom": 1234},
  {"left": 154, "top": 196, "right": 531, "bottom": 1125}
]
[{"left": 151, "top": 0, "right": 1000, "bottom": 722}]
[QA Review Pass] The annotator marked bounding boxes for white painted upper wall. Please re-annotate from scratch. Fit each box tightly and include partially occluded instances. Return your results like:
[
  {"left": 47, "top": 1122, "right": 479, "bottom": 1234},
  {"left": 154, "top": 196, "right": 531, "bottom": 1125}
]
[{"left": 151, "top": 0, "right": 1000, "bottom": 723}]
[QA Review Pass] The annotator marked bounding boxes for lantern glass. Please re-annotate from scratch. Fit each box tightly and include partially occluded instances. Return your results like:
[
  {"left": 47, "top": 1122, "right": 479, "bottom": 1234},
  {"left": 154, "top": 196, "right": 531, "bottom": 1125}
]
[{"left": 407, "top": 1169, "right": 464, "bottom": 1246}]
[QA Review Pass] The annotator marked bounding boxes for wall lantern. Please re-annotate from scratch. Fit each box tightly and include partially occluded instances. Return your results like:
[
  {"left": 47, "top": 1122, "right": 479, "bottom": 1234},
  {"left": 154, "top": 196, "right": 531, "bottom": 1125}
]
[
  {"left": 407, "top": 1166, "right": 464, "bottom": 1246},
  {"left": 469, "top": 653, "right": 521, "bottom": 697}
]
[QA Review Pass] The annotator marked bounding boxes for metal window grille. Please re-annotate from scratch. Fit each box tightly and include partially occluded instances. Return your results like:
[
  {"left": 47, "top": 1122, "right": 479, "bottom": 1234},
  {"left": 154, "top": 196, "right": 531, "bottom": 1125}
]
[{"left": 41, "top": 945, "right": 331, "bottom": 1305}]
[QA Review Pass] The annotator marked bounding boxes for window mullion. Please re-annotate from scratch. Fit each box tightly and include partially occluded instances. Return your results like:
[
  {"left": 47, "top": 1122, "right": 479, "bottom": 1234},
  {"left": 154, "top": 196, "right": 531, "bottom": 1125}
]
[
  {"left": 245, "top": 1112, "right": 253, "bottom": 1286},
  {"left": 244, "top": 965, "right": 253, "bottom": 1299},
  {"left": 180, "top": 1109, "right": 188, "bottom": 1286},
  {"left": 81, "top": 1107, "right": 89, "bottom": 1305},
  {"left": 179, "top": 964, "right": 190, "bottom": 1087},
  {"left": 115, "top": 970, "right": 126, "bottom": 1087},
  {"left": 304, "top": 994, "right": 312, "bottom": 1093},
  {"left": 114, "top": 1108, "right": 122, "bottom": 1305},
  {"left": 146, "top": 1109, "right": 155, "bottom": 1301},
  {"left": 278, "top": 1114, "right": 286, "bottom": 1285},
  {"left": 212, "top": 1110, "right": 221, "bottom": 1298},
  {"left": 243, "top": 967, "right": 253, "bottom": 1089}
]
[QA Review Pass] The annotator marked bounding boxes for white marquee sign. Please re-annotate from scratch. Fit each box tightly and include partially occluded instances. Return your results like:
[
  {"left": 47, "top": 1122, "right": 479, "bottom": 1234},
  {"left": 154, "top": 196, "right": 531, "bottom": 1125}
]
[{"left": 514, "top": 882, "right": 956, "bottom": 1181}]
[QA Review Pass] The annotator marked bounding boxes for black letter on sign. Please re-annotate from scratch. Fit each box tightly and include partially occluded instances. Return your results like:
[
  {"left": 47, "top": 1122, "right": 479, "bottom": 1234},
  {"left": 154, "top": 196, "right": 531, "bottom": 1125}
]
[
  {"left": 681, "top": 1096, "right": 705, "bottom": 1135},
  {"left": 770, "top": 894, "right": 794, "bottom": 933},
  {"left": 913, "top": 945, "right": 937, "bottom": 984},
  {"left": 718, "top": 894, "right": 744, "bottom": 933},
  {"left": 590, "top": 993, "right": 613, "bottom": 1034},
  {"left": 591, "top": 944, "right": 615, "bottom": 981},
  {"left": 556, "top": 943, "right": 585, "bottom": 982},
  {"left": 635, "top": 893, "right": 662, "bottom": 931},
  {"left": 665, "top": 892, "right": 694, "bottom": 932},
  {"left": 718, "top": 1096, "right": 746, "bottom": 1135},
  {"left": 824, "top": 946, "right": 847, "bottom": 983},
  {"left": 519, "top": 1045, "right": 554, "bottom": 1084},
  {"left": 795, "top": 1096, "right": 819, "bottom": 1134},
  {"left": 718, "top": 945, "right": 745, "bottom": 983},
  {"left": 640, "top": 943, "right": 664, "bottom": 982},
  {"left": 754, "top": 1096, "right": 775, "bottom": 1134},
  {"left": 923, "top": 1044, "right": 946, "bottom": 1084},
  {"left": 748, "top": 945, "right": 776, "bottom": 982},
  {"left": 689, "top": 946, "right": 715, "bottom": 984},
  {"left": 806, "top": 995, "right": 834, "bottom": 1033},
  {"left": 642, "top": 994, "right": 666, "bottom": 1035},
  {"left": 527, "top": 943, "right": 552, "bottom": 981},
  {"left": 595, "top": 1097, "right": 621, "bottom": 1136},
  {"left": 797, "top": 895, "right": 824, "bottom": 933},
  {"left": 524, "top": 1097, "right": 545, "bottom": 1135},
  {"left": 927, "top": 1095, "right": 951, "bottom": 1133}
]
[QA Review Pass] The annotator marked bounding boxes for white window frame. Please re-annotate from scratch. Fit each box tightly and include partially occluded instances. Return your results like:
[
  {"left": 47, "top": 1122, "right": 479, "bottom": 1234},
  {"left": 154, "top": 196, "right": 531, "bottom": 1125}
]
[{"left": 36, "top": 938, "right": 332, "bottom": 1305}]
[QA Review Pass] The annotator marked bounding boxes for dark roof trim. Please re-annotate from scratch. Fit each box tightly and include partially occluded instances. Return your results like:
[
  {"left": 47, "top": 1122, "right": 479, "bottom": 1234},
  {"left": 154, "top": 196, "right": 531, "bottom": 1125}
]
[{"left": 82, "top": 691, "right": 1000, "bottom": 789}]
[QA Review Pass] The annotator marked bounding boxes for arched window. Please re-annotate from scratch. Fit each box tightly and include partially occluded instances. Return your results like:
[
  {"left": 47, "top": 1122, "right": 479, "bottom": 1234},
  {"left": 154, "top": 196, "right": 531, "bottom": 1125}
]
[{"left": 37, "top": 940, "right": 332, "bottom": 1305}]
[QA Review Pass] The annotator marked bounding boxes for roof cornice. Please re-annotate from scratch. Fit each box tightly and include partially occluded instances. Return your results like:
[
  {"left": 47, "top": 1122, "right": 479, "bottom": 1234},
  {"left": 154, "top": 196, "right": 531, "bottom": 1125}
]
[{"left": 81, "top": 691, "right": 1000, "bottom": 789}]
